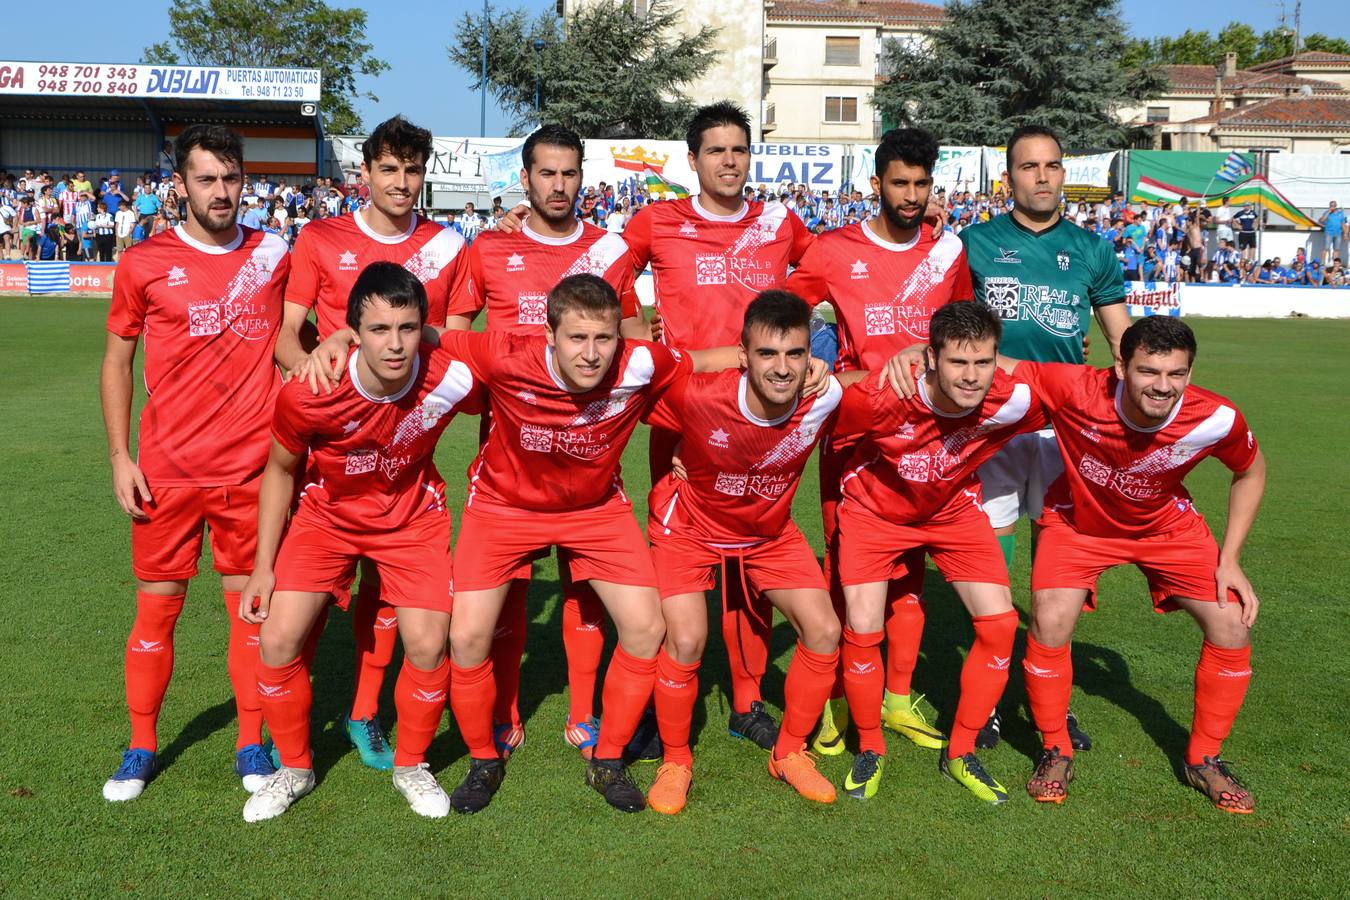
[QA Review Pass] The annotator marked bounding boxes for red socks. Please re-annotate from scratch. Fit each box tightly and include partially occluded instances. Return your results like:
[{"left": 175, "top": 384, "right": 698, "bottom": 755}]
[
  {"left": 594, "top": 646, "right": 658, "bottom": 759},
  {"left": 1023, "top": 635, "right": 1075, "bottom": 757},
  {"left": 490, "top": 580, "right": 529, "bottom": 727},
  {"left": 948, "top": 610, "right": 1018, "bottom": 758},
  {"left": 222, "top": 590, "right": 263, "bottom": 749},
  {"left": 653, "top": 649, "right": 700, "bottom": 766},
  {"left": 884, "top": 585, "right": 926, "bottom": 696},
  {"left": 124, "top": 591, "right": 185, "bottom": 752},
  {"left": 350, "top": 579, "right": 398, "bottom": 721},
  {"left": 842, "top": 628, "right": 886, "bottom": 754},
  {"left": 256, "top": 655, "right": 313, "bottom": 769},
  {"left": 392, "top": 657, "right": 451, "bottom": 767},
  {"left": 776, "top": 642, "right": 840, "bottom": 759},
  {"left": 560, "top": 565, "right": 606, "bottom": 724},
  {"left": 1188, "top": 641, "right": 1252, "bottom": 765},
  {"left": 450, "top": 658, "right": 498, "bottom": 760},
  {"left": 722, "top": 570, "right": 771, "bottom": 713}
]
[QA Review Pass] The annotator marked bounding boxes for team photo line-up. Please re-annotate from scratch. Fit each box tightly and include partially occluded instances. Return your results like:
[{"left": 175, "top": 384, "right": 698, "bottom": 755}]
[{"left": 99, "top": 99, "right": 1264, "bottom": 822}]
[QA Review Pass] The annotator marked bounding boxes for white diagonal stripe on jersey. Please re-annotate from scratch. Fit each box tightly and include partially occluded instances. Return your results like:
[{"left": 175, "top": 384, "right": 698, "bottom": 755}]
[
  {"left": 563, "top": 231, "right": 630, "bottom": 278},
  {"left": 1123, "top": 405, "right": 1237, "bottom": 476},
  {"left": 569, "top": 346, "right": 656, "bottom": 425},
  {"left": 221, "top": 232, "right": 287, "bottom": 311},
  {"left": 726, "top": 201, "right": 789, "bottom": 259},
  {"left": 388, "top": 360, "right": 475, "bottom": 457},
  {"left": 404, "top": 226, "right": 466, "bottom": 283},
  {"left": 938, "top": 383, "right": 1033, "bottom": 455},
  {"left": 752, "top": 377, "right": 843, "bottom": 469},
  {"left": 896, "top": 230, "right": 963, "bottom": 305}
]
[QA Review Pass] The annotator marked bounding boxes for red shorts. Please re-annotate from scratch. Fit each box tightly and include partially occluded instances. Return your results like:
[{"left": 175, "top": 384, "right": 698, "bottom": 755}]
[
  {"left": 649, "top": 522, "right": 826, "bottom": 600},
  {"left": 273, "top": 507, "right": 453, "bottom": 613},
  {"left": 131, "top": 471, "right": 261, "bottom": 581},
  {"left": 454, "top": 496, "right": 657, "bottom": 591},
  {"left": 835, "top": 492, "right": 1008, "bottom": 588},
  {"left": 1032, "top": 508, "right": 1230, "bottom": 613}
]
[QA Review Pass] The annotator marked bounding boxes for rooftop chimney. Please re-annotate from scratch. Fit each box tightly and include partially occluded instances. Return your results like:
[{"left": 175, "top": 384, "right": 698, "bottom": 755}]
[{"left": 1220, "top": 52, "right": 1238, "bottom": 78}]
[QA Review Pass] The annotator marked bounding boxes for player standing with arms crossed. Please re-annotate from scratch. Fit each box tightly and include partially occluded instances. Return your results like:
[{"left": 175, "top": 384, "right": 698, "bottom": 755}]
[
  {"left": 100, "top": 125, "right": 290, "bottom": 801},
  {"left": 275, "top": 115, "right": 466, "bottom": 770}
]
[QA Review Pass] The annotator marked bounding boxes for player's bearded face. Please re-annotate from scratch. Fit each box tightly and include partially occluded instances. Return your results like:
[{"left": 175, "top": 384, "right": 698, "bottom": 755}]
[
  {"left": 546, "top": 309, "right": 620, "bottom": 392},
  {"left": 690, "top": 125, "right": 750, "bottom": 202},
  {"left": 363, "top": 153, "right": 425, "bottom": 220},
  {"left": 740, "top": 324, "right": 809, "bottom": 409},
  {"left": 927, "top": 337, "right": 997, "bottom": 412},
  {"left": 354, "top": 298, "right": 424, "bottom": 389},
  {"left": 1116, "top": 349, "right": 1191, "bottom": 424},
  {"left": 175, "top": 149, "right": 243, "bottom": 234},
  {"left": 1005, "top": 136, "right": 1065, "bottom": 218},
  {"left": 523, "top": 146, "right": 582, "bottom": 226},
  {"left": 873, "top": 160, "right": 932, "bottom": 232}
]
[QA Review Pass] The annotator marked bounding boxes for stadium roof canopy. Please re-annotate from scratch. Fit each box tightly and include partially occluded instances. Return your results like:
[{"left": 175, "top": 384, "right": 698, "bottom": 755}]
[{"left": 0, "top": 60, "right": 324, "bottom": 179}]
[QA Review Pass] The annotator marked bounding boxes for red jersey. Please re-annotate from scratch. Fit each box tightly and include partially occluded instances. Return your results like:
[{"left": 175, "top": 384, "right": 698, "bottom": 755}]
[
  {"left": 271, "top": 336, "right": 481, "bottom": 532},
  {"left": 646, "top": 371, "right": 843, "bottom": 545},
  {"left": 1014, "top": 362, "right": 1259, "bottom": 538},
  {"left": 284, "top": 211, "right": 466, "bottom": 337},
  {"left": 439, "top": 330, "right": 690, "bottom": 512},
  {"left": 107, "top": 224, "right": 288, "bottom": 488},
  {"left": 785, "top": 222, "right": 973, "bottom": 372},
  {"left": 836, "top": 370, "right": 1046, "bottom": 523},
  {"left": 623, "top": 197, "right": 813, "bottom": 350},
  {"left": 445, "top": 221, "right": 639, "bottom": 331}
]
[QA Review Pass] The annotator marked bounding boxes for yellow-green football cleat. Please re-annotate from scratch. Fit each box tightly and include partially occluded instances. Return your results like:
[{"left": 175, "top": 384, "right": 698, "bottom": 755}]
[
  {"left": 811, "top": 697, "right": 849, "bottom": 756},
  {"left": 881, "top": 691, "right": 947, "bottom": 749},
  {"left": 939, "top": 751, "right": 1008, "bottom": 805},
  {"left": 842, "top": 749, "right": 885, "bottom": 800}
]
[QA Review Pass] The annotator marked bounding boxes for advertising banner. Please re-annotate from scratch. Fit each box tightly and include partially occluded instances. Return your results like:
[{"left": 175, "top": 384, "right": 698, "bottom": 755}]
[
  {"left": 0, "top": 61, "right": 319, "bottom": 101},
  {"left": 585, "top": 140, "right": 851, "bottom": 196},
  {"left": 850, "top": 145, "right": 981, "bottom": 194},
  {"left": 329, "top": 136, "right": 523, "bottom": 188},
  {"left": 0, "top": 261, "right": 115, "bottom": 294},
  {"left": 1124, "top": 279, "right": 1181, "bottom": 317}
]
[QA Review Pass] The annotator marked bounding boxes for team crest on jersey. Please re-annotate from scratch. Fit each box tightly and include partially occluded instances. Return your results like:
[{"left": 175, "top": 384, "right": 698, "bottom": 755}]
[
  {"left": 517, "top": 389, "right": 537, "bottom": 405},
  {"left": 345, "top": 449, "right": 377, "bottom": 475},
  {"left": 1057, "top": 250, "right": 1070, "bottom": 272},
  {"left": 506, "top": 253, "right": 525, "bottom": 272},
  {"left": 708, "top": 427, "right": 730, "bottom": 449},
  {"left": 864, "top": 303, "right": 896, "bottom": 336},
  {"left": 679, "top": 221, "right": 698, "bottom": 238},
  {"left": 994, "top": 247, "right": 1022, "bottom": 264},
  {"left": 338, "top": 251, "right": 359, "bottom": 271},
  {"left": 420, "top": 397, "right": 452, "bottom": 429},
  {"left": 695, "top": 254, "right": 728, "bottom": 285},
  {"left": 188, "top": 299, "right": 223, "bottom": 336},
  {"left": 850, "top": 259, "right": 869, "bottom": 280},
  {"left": 714, "top": 472, "right": 748, "bottom": 496},
  {"left": 520, "top": 423, "right": 554, "bottom": 453},
  {"left": 517, "top": 292, "right": 548, "bottom": 325},
  {"left": 983, "top": 277, "right": 1021, "bottom": 320},
  {"left": 167, "top": 266, "right": 189, "bottom": 287}
]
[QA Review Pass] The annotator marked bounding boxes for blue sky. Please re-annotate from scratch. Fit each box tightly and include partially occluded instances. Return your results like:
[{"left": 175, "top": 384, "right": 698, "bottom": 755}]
[{"left": 52, "top": 0, "right": 1347, "bottom": 136}]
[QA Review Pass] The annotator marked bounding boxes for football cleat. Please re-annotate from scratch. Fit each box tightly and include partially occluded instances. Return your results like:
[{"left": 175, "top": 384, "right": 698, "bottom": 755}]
[
  {"left": 450, "top": 758, "right": 505, "bottom": 814},
  {"left": 940, "top": 751, "right": 1008, "bottom": 805},
  {"left": 843, "top": 749, "right": 885, "bottom": 800},
  {"left": 494, "top": 721, "right": 526, "bottom": 759},
  {"left": 1066, "top": 709, "right": 1094, "bottom": 752},
  {"left": 881, "top": 691, "right": 947, "bottom": 749},
  {"left": 102, "top": 749, "right": 157, "bottom": 802},
  {"left": 975, "top": 707, "right": 1003, "bottom": 750},
  {"left": 392, "top": 763, "right": 451, "bottom": 818},
  {"left": 624, "top": 707, "right": 663, "bottom": 763},
  {"left": 586, "top": 758, "right": 646, "bottom": 812},
  {"left": 1026, "top": 746, "right": 1074, "bottom": 804},
  {"left": 811, "top": 697, "right": 849, "bottom": 756},
  {"left": 242, "top": 766, "right": 315, "bottom": 822},
  {"left": 769, "top": 747, "right": 835, "bottom": 803},
  {"left": 345, "top": 716, "right": 395, "bottom": 770},
  {"left": 646, "top": 762, "right": 693, "bottom": 815},
  {"left": 728, "top": 701, "right": 779, "bottom": 751},
  {"left": 564, "top": 716, "right": 600, "bottom": 761},
  {"left": 1184, "top": 756, "right": 1254, "bottom": 814},
  {"left": 235, "top": 742, "right": 278, "bottom": 794}
]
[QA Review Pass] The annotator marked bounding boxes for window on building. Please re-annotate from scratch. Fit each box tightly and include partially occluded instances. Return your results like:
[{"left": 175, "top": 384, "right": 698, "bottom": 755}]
[
  {"left": 1146, "top": 106, "right": 1170, "bottom": 123},
  {"left": 825, "top": 36, "right": 860, "bottom": 66},
  {"left": 825, "top": 96, "right": 858, "bottom": 123}
]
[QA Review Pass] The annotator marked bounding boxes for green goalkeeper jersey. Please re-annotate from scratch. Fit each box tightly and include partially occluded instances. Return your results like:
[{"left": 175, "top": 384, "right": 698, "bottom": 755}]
[{"left": 959, "top": 214, "right": 1125, "bottom": 363}]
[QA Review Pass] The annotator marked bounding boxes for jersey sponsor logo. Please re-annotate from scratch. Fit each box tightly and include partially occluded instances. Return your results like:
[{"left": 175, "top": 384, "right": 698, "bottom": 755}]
[
  {"left": 516, "top": 292, "right": 548, "bottom": 326},
  {"left": 520, "top": 423, "right": 554, "bottom": 453},
  {"left": 1057, "top": 250, "right": 1070, "bottom": 272},
  {"left": 983, "top": 277, "right": 1021, "bottom": 320},
  {"left": 506, "top": 253, "right": 525, "bottom": 272},
  {"left": 167, "top": 265, "right": 188, "bottom": 287},
  {"left": 379, "top": 453, "right": 411, "bottom": 480},
  {"left": 708, "top": 427, "right": 730, "bottom": 449},
  {"left": 864, "top": 303, "right": 896, "bottom": 336},
  {"left": 1078, "top": 452, "right": 1160, "bottom": 501},
  {"left": 714, "top": 471, "right": 748, "bottom": 496},
  {"left": 696, "top": 254, "right": 728, "bottom": 285},
  {"left": 553, "top": 429, "right": 612, "bottom": 460},
  {"left": 994, "top": 247, "right": 1022, "bottom": 264},
  {"left": 345, "top": 449, "right": 378, "bottom": 475},
  {"left": 188, "top": 299, "right": 223, "bottom": 336},
  {"left": 850, "top": 259, "right": 869, "bottom": 280},
  {"left": 748, "top": 472, "right": 792, "bottom": 500},
  {"left": 338, "top": 250, "right": 359, "bottom": 271}
]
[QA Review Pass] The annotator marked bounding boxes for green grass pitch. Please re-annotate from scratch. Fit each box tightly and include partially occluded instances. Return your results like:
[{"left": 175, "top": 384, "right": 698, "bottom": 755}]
[{"left": 0, "top": 297, "right": 1346, "bottom": 896}]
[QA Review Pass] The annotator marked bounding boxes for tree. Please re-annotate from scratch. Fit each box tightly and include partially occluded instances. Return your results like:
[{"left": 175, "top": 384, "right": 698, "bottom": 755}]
[
  {"left": 873, "top": 0, "right": 1166, "bottom": 148},
  {"left": 143, "top": 0, "right": 389, "bottom": 133},
  {"left": 449, "top": 0, "right": 718, "bottom": 138},
  {"left": 1124, "top": 22, "right": 1350, "bottom": 70}
]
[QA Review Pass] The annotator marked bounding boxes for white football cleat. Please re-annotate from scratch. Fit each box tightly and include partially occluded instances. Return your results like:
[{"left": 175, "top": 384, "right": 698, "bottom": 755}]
[
  {"left": 393, "top": 763, "right": 451, "bottom": 818},
  {"left": 242, "top": 766, "right": 315, "bottom": 823}
]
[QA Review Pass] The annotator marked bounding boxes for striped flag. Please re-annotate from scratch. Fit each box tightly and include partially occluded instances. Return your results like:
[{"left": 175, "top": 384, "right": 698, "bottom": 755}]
[
  {"left": 1130, "top": 175, "right": 1201, "bottom": 205},
  {"left": 1215, "top": 151, "right": 1253, "bottom": 185},
  {"left": 27, "top": 261, "right": 71, "bottom": 294},
  {"left": 642, "top": 168, "right": 690, "bottom": 199},
  {"left": 1222, "top": 176, "right": 1317, "bottom": 228}
]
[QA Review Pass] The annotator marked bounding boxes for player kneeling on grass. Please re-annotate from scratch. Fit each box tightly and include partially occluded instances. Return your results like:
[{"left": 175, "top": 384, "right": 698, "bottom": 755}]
[
  {"left": 832, "top": 302, "right": 1046, "bottom": 804},
  {"left": 238, "top": 262, "right": 481, "bottom": 822},
  {"left": 644, "top": 291, "right": 848, "bottom": 814},
  {"left": 1006, "top": 316, "right": 1264, "bottom": 814}
]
